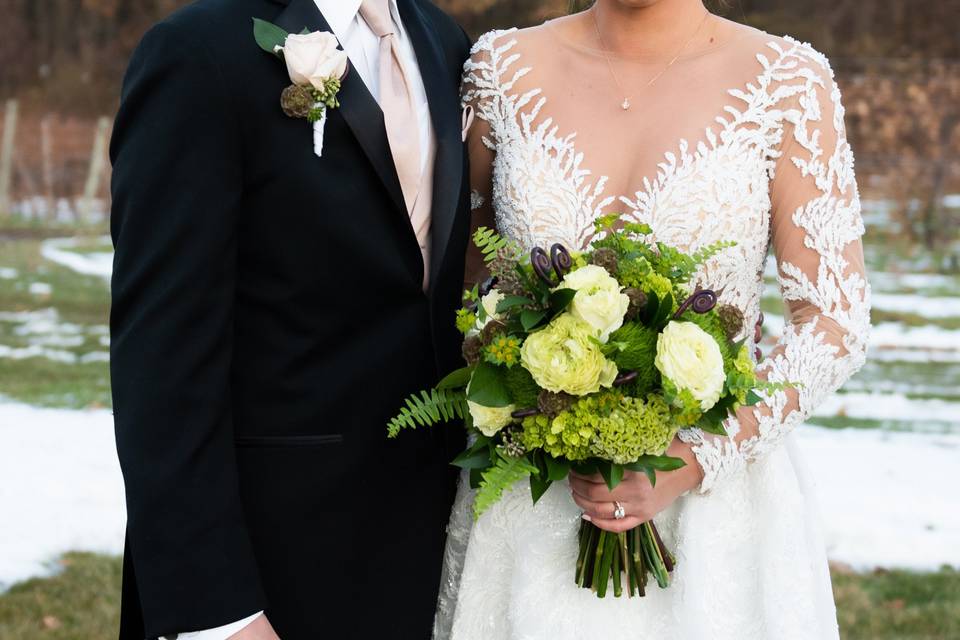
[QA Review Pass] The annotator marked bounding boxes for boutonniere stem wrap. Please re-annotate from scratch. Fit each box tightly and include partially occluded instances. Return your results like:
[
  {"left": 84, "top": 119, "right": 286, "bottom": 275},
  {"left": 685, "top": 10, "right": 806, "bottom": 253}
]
[{"left": 253, "top": 18, "right": 349, "bottom": 158}]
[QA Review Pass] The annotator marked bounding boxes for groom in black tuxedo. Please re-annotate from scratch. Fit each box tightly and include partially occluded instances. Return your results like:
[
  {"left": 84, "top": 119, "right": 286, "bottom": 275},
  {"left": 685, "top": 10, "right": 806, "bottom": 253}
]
[{"left": 110, "top": 0, "right": 471, "bottom": 638}]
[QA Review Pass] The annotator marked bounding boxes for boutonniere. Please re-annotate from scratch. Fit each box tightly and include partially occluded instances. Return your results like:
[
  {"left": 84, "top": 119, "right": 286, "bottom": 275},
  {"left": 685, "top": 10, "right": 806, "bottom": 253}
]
[{"left": 253, "top": 18, "right": 349, "bottom": 158}]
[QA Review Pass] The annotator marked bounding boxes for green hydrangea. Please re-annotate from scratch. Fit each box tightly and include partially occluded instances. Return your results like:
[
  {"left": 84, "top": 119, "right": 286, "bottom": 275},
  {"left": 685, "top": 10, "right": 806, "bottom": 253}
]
[
  {"left": 642, "top": 272, "right": 675, "bottom": 304},
  {"left": 589, "top": 394, "right": 677, "bottom": 464},
  {"left": 520, "top": 411, "right": 595, "bottom": 462},
  {"left": 605, "top": 323, "right": 659, "bottom": 395},
  {"left": 617, "top": 256, "right": 653, "bottom": 289}
]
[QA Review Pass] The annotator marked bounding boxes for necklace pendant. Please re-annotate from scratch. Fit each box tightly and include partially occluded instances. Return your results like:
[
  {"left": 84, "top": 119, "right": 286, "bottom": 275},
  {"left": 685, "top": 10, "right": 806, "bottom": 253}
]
[{"left": 621, "top": 98, "right": 631, "bottom": 111}]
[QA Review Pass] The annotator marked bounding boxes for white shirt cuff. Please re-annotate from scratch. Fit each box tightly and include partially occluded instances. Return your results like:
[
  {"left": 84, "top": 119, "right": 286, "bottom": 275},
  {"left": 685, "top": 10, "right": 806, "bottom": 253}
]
[{"left": 166, "top": 611, "right": 263, "bottom": 640}]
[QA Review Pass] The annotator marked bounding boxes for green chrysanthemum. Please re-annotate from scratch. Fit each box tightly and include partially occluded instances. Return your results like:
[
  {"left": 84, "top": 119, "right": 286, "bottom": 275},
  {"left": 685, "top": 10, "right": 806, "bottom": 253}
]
[{"left": 588, "top": 394, "right": 677, "bottom": 464}]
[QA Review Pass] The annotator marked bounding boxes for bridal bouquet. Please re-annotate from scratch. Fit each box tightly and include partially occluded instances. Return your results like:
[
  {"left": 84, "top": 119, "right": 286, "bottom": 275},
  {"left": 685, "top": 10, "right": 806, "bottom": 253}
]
[{"left": 388, "top": 215, "right": 785, "bottom": 598}]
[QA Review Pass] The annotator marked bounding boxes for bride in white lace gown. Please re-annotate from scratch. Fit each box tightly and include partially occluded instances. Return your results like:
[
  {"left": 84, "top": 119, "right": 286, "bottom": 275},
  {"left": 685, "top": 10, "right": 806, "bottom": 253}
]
[{"left": 435, "top": 1, "right": 871, "bottom": 639}]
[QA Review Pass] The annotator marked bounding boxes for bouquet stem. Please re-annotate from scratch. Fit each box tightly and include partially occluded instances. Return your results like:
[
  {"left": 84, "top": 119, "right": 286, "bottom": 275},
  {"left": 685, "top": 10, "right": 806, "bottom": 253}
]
[{"left": 574, "top": 519, "right": 674, "bottom": 598}]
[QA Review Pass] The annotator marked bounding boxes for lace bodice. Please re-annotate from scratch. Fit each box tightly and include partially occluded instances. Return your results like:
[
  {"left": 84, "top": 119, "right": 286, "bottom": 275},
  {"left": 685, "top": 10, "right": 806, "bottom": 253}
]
[{"left": 461, "top": 23, "right": 871, "bottom": 492}]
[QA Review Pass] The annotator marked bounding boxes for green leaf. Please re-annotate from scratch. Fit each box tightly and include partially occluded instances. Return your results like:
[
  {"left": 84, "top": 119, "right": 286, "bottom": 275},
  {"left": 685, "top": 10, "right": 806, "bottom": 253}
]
[
  {"left": 548, "top": 288, "right": 577, "bottom": 314},
  {"left": 653, "top": 292, "right": 675, "bottom": 329},
  {"left": 745, "top": 390, "right": 763, "bottom": 406},
  {"left": 496, "top": 295, "right": 535, "bottom": 314},
  {"left": 641, "top": 291, "right": 660, "bottom": 325},
  {"left": 624, "top": 462, "right": 657, "bottom": 486},
  {"left": 469, "top": 467, "right": 484, "bottom": 489},
  {"left": 530, "top": 452, "right": 553, "bottom": 503},
  {"left": 252, "top": 18, "right": 288, "bottom": 56},
  {"left": 452, "top": 445, "right": 493, "bottom": 470},
  {"left": 597, "top": 461, "right": 624, "bottom": 491},
  {"left": 521, "top": 309, "right": 547, "bottom": 331},
  {"left": 437, "top": 366, "right": 473, "bottom": 391},
  {"left": 544, "top": 454, "right": 571, "bottom": 482},
  {"left": 466, "top": 362, "right": 512, "bottom": 408},
  {"left": 630, "top": 454, "right": 687, "bottom": 472}
]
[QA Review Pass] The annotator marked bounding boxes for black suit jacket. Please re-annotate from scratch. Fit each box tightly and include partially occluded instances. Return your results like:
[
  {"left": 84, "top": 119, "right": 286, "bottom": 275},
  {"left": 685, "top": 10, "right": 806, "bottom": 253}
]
[{"left": 109, "top": 1, "right": 471, "bottom": 637}]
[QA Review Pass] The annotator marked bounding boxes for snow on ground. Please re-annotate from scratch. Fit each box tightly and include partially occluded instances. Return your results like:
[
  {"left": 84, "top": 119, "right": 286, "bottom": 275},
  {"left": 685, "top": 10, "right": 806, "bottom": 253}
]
[
  {"left": 763, "top": 314, "right": 960, "bottom": 352},
  {"left": 1, "top": 402, "right": 958, "bottom": 590},
  {"left": 871, "top": 292, "right": 960, "bottom": 319},
  {"left": 0, "top": 308, "right": 110, "bottom": 363},
  {"left": 0, "top": 402, "right": 125, "bottom": 591},
  {"left": 814, "top": 392, "right": 960, "bottom": 428},
  {"left": 40, "top": 237, "right": 113, "bottom": 280},
  {"left": 797, "top": 426, "right": 960, "bottom": 571}
]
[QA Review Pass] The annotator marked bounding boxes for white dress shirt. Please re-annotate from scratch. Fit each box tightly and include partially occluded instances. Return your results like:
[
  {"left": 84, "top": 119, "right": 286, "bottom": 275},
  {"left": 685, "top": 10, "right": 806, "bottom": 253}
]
[{"left": 172, "top": 2, "right": 432, "bottom": 638}]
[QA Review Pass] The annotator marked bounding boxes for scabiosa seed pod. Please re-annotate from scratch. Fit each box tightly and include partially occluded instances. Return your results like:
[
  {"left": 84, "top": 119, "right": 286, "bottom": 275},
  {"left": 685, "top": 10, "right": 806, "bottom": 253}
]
[
  {"left": 537, "top": 390, "right": 574, "bottom": 418},
  {"left": 280, "top": 84, "right": 314, "bottom": 119},
  {"left": 496, "top": 270, "right": 527, "bottom": 297},
  {"left": 590, "top": 247, "right": 619, "bottom": 276},
  {"left": 480, "top": 320, "right": 506, "bottom": 346},
  {"left": 718, "top": 304, "right": 745, "bottom": 341},
  {"left": 462, "top": 335, "right": 483, "bottom": 365},
  {"left": 624, "top": 287, "right": 648, "bottom": 320},
  {"left": 490, "top": 247, "right": 519, "bottom": 279}
]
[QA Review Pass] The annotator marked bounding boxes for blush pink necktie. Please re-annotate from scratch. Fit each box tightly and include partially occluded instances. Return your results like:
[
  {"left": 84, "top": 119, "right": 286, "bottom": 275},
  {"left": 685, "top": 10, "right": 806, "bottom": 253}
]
[{"left": 359, "top": 0, "right": 422, "bottom": 214}]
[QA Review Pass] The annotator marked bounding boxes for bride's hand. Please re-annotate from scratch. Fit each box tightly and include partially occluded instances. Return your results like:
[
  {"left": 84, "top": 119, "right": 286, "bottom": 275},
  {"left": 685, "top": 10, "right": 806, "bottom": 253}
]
[{"left": 569, "top": 437, "right": 705, "bottom": 533}]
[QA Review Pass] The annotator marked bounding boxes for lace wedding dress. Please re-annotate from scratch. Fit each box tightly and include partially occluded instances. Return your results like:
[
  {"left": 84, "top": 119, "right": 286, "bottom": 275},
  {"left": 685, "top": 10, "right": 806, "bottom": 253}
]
[{"left": 435, "top": 20, "right": 871, "bottom": 640}]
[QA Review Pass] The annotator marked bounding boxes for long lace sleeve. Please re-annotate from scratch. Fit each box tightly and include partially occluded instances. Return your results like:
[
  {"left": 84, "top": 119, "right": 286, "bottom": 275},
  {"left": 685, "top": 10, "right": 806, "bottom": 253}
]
[
  {"left": 460, "top": 32, "right": 505, "bottom": 289},
  {"left": 681, "top": 43, "right": 872, "bottom": 493}
]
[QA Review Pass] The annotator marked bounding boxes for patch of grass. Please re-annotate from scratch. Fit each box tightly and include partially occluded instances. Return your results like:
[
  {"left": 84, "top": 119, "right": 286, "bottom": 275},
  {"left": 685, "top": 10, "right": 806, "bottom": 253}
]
[
  {"left": 0, "top": 357, "right": 110, "bottom": 409},
  {"left": 0, "top": 553, "right": 121, "bottom": 640},
  {"left": 809, "top": 416, "right": 957, "bottom": 433},
  {"left": 834, "top": 566, "right": 960, "bottom": 640},
  {"left": 0, "top": 555, "right": 956, "bottom": 639},
  {"left": 0, "top": 239, "right": 109, "bottom": 326}
]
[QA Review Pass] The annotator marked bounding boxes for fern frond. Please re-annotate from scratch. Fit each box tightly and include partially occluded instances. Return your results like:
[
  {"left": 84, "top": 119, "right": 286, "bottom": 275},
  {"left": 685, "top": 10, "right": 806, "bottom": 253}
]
[
  {"left": 473, "top": 226, "right": 520, "bottom": 263},
  {"left": 473, "top": 452, "right": 538, "bottom": 520},
  {"left": 387, "top": 389, "right": 468, "bottom": 438},
  {"left": 691, "top": 240, "right": 737, "bottom": 268}
]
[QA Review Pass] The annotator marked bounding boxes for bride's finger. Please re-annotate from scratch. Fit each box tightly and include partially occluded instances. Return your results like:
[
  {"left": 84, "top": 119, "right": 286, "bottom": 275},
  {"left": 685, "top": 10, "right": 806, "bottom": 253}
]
[
  {"left": 570, "top": 491, "right": 620, "bottom": 520},
  {"left": 569, "top": 475, "right": 627, "bottom": 503},
  {"left": 586, "top": 514, "right": 644, "bottom": 534}
]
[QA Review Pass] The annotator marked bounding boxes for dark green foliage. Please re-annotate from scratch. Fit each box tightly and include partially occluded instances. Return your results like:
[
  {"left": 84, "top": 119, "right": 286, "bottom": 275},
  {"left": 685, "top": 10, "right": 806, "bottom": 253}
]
[
  {"left": 606, "top": 323, "right": 660, "bottom": 395},
  {"left": 504, "top": 365, "right": 540, "bottom": 408}
]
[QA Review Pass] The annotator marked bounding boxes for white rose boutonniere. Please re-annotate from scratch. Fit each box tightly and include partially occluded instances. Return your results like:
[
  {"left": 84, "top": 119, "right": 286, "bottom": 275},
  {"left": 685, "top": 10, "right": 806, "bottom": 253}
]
[{"left": 253, "top": 18, "right": 349, "bottom": 157}]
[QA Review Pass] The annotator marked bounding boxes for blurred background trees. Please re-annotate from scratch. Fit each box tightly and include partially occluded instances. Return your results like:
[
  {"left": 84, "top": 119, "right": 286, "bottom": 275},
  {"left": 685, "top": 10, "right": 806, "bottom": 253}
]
[{"left": 0, "top": 0, "right": 958, "bottom": 260}]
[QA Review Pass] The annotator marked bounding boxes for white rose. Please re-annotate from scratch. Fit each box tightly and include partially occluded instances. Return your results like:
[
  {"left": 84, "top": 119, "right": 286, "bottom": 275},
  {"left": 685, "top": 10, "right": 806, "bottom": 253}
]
[
  {"left": 474, "top": 289, "right": 505, "bottom": 332},
  {"left": 279, "top": 31, "right": 348, "bottom": 90},
  {"left": 655, "top": 321, "right": 726, "bottom": 411},
  {"left": 559, "top": 265, "right": 630, "bottom": 343},
  {"left": 468, "top": 400, "right": 516, "bottom": 437}
]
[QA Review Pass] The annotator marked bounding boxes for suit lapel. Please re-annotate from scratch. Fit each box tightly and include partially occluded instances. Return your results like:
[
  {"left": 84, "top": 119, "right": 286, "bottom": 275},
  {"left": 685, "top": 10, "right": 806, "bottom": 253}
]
[
  {"left": 398, "top": 0, "right": 465, "bottom": 293},
  {"left": 272, "top": 0, "right": 407, "bottom": 215}
]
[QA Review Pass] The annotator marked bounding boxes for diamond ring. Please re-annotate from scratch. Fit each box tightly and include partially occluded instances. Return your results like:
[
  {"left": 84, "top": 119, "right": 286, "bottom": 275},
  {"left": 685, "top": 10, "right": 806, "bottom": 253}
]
[{"left": 613, "top": 501, "right": 626, "bottom": 520}]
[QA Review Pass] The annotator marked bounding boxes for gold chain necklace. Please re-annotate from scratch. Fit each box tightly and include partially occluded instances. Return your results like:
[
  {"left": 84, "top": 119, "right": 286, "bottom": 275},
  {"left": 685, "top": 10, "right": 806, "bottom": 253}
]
[{"left": 592, "top": 7, "right": 712, "bottom": 111}]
